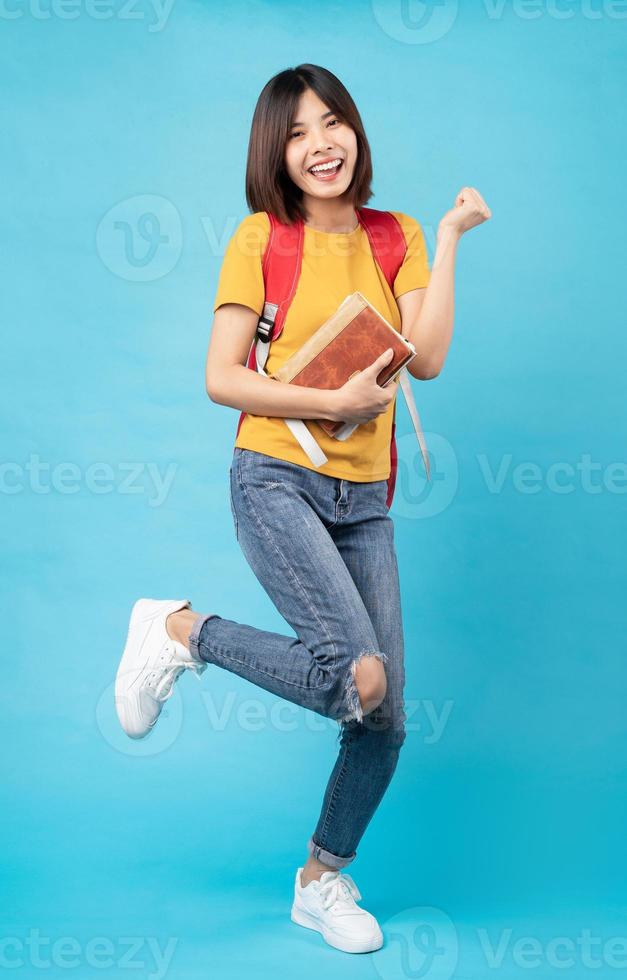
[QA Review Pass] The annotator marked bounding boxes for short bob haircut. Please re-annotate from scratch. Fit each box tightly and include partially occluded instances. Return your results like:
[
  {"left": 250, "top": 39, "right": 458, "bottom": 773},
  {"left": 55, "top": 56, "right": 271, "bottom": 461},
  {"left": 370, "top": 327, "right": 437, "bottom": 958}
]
[{"left": 245, "top": 64, "right": 374, "bottom": 226}]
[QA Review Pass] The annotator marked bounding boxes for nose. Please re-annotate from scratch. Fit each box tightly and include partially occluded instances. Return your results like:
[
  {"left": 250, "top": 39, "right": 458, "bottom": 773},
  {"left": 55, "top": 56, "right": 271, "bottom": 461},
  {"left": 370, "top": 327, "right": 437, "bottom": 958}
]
[{"left": 311, "top": 127, "right": 334, "bottom": 154}]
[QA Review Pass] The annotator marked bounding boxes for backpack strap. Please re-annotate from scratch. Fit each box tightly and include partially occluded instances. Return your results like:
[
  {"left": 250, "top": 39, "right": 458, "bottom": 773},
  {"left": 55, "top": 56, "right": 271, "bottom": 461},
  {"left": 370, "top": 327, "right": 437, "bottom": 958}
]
[
  {"left": 355, "top": 208, "right": 406, "bottom": 506},
  {"left": 235, "top": 214, "right": 328, "bottom": 466},
  {"left": 355, "top": 207, "right": 407, "bottom": 288},
  {"left": 260, "top": 214, "right": 304, "bottom": 341}
]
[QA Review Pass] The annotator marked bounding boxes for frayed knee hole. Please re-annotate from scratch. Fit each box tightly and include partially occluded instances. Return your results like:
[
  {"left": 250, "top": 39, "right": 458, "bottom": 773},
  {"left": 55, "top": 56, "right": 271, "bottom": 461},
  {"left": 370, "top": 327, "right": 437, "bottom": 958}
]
[{"left": 341, "top": 651, "right": 388, "bottom": 723}]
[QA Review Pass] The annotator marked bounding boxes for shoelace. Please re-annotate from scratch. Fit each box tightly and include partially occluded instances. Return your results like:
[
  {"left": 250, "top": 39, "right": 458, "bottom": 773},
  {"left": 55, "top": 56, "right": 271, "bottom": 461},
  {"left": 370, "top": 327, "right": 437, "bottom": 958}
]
[
  {"left": 318, "top": 872, "right": 362, "bottom": 912},
  {"left": 148, "top": 642, "right": 206, "bottom": 701}
]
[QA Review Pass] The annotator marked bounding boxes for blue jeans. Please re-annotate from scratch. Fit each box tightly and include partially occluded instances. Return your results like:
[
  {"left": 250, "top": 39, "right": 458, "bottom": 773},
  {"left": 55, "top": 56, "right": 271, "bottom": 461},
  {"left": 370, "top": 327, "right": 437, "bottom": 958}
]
[{"left": 188, "top": 447, "right": 407, "bottom": 869}]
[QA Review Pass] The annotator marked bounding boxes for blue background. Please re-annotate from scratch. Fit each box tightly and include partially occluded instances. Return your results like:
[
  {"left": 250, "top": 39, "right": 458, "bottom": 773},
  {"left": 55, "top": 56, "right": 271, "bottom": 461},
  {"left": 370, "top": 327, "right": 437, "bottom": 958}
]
[{"left": 2, "top": 1, "right": 626, "bottom": 978}]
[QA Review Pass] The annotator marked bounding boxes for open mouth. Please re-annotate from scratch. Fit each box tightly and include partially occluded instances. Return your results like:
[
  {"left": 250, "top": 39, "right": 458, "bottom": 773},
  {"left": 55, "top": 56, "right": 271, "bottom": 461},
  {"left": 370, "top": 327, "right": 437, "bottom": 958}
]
[{"left": 307, "top": 158, "right": 344, "bottom": 181}]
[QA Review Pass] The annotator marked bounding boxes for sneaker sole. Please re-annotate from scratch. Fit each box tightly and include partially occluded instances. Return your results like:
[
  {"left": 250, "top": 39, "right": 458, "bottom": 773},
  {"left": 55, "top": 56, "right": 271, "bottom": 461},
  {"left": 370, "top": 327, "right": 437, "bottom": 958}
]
[{"left": 290, "top": 904, "right": 383, "bottom": 954}]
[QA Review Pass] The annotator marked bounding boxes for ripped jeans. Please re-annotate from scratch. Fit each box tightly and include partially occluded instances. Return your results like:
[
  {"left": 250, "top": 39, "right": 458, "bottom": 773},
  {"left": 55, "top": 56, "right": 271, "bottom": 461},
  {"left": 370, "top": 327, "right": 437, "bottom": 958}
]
[{"left": 188, "top": 447, "right": 407, "bottom": 869}]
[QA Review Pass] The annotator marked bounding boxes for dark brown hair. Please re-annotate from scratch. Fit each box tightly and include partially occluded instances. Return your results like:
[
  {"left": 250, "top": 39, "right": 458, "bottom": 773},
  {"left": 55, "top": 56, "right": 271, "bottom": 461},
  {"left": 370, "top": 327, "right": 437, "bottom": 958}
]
[{"left": 245, "top": 64, "right": 373, "bottom": 225}]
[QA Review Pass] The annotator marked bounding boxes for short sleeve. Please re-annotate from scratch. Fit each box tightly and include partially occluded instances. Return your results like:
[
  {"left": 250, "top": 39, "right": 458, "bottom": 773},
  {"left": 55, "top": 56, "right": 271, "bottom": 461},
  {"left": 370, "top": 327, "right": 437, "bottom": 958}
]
[
  {"left": 212, "top": 212, "right": 270, "bottom": 316},
  {"left": 391, "top": 212, "right": 431, "bottom": 299}
]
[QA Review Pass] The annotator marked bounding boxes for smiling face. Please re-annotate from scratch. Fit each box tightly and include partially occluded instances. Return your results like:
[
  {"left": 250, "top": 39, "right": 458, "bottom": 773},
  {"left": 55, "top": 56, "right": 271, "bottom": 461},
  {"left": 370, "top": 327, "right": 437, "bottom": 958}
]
[{"left": 284, "top": 87, "right": 358, "bottom": 206}]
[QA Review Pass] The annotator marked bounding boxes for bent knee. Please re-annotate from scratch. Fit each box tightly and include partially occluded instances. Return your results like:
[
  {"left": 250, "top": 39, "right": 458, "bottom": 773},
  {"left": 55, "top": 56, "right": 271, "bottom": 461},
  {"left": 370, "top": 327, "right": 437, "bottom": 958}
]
[{"left": 353, "top": 655, "right": 388, "bottom": 715}]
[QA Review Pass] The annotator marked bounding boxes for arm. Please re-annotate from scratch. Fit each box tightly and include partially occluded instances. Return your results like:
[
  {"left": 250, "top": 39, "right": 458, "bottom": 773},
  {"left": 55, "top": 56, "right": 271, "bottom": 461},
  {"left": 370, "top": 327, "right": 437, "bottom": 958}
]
[
  {"left": 397, "top": 227, "right": 458, "bottom": 381},
  {"left": 398, "top": 186, "right": 492, "bottom": 380},
  {"left": 206, "top": 302, "right": 345, "bottom": 422},
  {"left": 206, "top": 303, "right": 398, "bottom": 426}
]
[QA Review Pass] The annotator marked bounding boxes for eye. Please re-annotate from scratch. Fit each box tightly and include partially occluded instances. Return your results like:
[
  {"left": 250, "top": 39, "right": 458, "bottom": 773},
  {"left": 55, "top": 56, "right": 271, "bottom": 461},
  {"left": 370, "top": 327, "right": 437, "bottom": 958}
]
[{"left": 289, "top": 118, "right": 341, "bottom": 140}]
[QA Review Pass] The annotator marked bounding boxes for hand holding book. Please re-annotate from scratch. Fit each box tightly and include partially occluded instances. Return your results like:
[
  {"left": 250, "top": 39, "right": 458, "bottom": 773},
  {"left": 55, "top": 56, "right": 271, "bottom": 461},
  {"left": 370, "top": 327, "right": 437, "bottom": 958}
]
[
  {"left": 270, "top": 292, "right": 417, "bottom": 437},
  {"left": 267, "top": 291, "right": 430, "bottom": 480},
  {"left": 328, "top": 347, "right": 399, "bottom": 425}
]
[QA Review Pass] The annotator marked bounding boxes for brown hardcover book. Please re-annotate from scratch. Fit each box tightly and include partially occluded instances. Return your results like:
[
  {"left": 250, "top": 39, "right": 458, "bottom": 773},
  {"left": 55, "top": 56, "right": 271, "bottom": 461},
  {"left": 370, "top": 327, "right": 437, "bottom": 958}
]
[{"left": 269, "top": 292, "right": 418, "bottom": 436}]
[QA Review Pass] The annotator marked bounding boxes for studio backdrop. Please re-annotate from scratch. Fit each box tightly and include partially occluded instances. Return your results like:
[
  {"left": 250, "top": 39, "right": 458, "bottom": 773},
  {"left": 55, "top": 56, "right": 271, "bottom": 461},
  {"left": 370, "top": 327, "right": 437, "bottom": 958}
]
[{"left": 2, "top": 2, "right": 625, "bottom": 978}]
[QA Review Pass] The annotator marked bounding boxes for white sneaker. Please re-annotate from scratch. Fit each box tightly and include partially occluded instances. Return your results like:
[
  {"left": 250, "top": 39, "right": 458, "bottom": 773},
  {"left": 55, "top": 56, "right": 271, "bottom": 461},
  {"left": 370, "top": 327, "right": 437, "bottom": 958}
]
[
  {"left": 291, "top": 867, "right": 384, "bottom": 953},
  {"left": 115, "top": 598, "right": 207, "bottom": 739}
]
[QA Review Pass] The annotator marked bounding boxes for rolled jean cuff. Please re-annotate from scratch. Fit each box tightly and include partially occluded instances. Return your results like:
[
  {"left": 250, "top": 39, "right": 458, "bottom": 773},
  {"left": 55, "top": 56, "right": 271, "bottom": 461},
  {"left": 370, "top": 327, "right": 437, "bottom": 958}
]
[
  {"left": 188, "top": 612, "right": 215, "bottom": 663},
  {"left": 307, "top": 836, "right": 356, "bottom": 869}
]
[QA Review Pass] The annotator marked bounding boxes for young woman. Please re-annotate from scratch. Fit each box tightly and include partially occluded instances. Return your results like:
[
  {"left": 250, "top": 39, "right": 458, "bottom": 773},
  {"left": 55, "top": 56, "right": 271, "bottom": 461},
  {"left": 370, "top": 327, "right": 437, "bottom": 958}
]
[{"left": 114, "top": 64, "right": 490, "bottom": 954}]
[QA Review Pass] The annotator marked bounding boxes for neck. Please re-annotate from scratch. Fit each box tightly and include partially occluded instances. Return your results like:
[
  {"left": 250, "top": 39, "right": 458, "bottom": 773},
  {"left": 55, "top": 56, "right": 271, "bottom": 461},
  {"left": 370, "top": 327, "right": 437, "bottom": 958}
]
[{"left": 302, "top": 194, "right": 358, "bottom": 233}]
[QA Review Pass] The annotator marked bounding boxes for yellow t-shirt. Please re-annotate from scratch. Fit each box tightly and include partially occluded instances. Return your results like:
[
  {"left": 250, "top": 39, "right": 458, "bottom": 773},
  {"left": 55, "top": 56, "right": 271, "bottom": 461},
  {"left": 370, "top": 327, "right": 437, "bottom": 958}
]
[{"left": 213, "top": 210, "right": 431, "bottom": 481}]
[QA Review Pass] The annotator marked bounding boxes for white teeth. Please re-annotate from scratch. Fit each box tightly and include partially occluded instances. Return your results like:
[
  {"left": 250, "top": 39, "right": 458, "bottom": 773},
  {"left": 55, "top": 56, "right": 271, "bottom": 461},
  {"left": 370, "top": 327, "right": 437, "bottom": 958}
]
[{"left": 310, "top": 159, "right": 342, "bottom": 173}]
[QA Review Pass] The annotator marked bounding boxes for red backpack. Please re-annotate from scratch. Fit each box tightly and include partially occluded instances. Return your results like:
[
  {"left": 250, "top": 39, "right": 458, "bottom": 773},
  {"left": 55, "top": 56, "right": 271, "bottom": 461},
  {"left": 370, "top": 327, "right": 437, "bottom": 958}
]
[{"left": 235, "top": 206, "right": 430, "bottom": 509}]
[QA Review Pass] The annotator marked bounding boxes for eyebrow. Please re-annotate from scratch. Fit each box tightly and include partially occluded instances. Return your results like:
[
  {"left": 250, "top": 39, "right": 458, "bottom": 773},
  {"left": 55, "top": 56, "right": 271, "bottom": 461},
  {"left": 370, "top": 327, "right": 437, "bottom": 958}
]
[{"left": 290, "top": 110, "right": 335, "bottom": 127}]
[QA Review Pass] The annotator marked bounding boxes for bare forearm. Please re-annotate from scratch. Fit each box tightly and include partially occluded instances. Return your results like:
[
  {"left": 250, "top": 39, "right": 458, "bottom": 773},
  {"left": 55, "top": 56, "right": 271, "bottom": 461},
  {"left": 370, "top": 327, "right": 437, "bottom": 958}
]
[
  {"left": 209, "top": 364, "right": 342, "bottom": 421},
  {"left": 406, "top": 226, "right": 460, "bottom": 375}
]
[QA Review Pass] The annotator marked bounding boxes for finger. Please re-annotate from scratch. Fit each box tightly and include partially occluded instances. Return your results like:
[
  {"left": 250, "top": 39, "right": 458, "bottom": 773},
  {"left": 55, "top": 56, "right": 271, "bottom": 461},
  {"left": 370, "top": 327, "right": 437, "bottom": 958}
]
[
  {"left": 471, "top": 191, "right": 487, "bottom": 212},
  {"left": 474, "top": 198, "right": 492, "bottom": 219},
  {"left": 461, "top": 188, "right": 490, "bottom": 222},
  {"left": 478, "top": 196, "right": 492, "bottom": 218},
  {"left": 456, "top": 186, "right": 478, "bottom": 208},
  {"left": 368, "top": 347, "right": 394, "bottom": 373},
  {"left": 382, "top": 377, "right": 400, "bottom": 399},
  {"left": 469, "top": 187, "right": 491, "bottom": 216}
]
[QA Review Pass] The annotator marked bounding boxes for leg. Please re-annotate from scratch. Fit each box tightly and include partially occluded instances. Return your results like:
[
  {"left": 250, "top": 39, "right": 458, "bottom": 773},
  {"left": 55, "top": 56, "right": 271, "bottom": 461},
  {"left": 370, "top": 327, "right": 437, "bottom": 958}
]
[
  {"left": 166, "top": 607, "right": 387, "bottom": 719},
  {"left": 186, "top": 450, "right": 388, "bottom": 728},
  {"left": 305, "top": 478, "right": 407, "bottom": 873}
]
